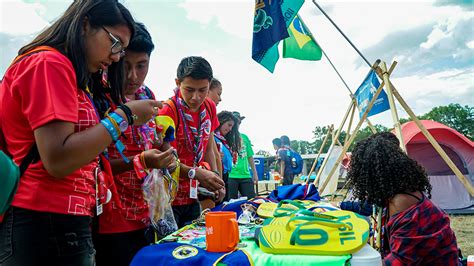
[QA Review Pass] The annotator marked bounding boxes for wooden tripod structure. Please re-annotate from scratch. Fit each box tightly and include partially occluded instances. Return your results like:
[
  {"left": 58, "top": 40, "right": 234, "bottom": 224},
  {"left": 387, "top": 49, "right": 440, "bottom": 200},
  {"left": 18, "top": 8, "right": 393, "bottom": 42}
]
[{"left": 315, "top": 60, "right": 474, "bottom": 198}]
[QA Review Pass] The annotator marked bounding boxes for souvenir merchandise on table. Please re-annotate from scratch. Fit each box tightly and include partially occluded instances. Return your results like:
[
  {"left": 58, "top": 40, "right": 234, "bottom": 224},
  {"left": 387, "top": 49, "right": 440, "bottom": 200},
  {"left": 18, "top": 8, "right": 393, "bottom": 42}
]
[{"left": 132, "top": 185, "right": 378, "bottom": 266}]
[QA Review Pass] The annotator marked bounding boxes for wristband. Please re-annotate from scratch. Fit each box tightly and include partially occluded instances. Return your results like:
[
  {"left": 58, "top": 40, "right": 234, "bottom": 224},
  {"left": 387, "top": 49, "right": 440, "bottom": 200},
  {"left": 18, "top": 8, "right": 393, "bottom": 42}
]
[
  {"left": 108, "top": 112, "right": 128, "bottom": 133},
  {"left": 114, "top": 139, "right": 130, "bottom": 163},
  {"left": 106, "top": 114, "right": 121, "bottom": 135},
  {"left": 101, "top": 117, "right": 119, "bottom": 141}
]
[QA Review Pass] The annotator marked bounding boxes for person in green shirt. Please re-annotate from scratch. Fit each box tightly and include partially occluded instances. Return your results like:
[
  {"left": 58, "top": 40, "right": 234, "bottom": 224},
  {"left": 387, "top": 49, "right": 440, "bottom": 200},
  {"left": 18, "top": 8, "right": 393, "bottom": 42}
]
[{"left": 228, "top": 112, "right": 258, "bottom": 199}]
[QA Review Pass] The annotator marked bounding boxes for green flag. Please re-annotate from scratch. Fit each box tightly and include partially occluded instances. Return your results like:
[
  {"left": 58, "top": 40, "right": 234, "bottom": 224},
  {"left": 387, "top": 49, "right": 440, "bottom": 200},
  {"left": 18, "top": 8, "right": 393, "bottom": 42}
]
[{"left": 283, "top": 15, "right": 322, "bottom": 61}]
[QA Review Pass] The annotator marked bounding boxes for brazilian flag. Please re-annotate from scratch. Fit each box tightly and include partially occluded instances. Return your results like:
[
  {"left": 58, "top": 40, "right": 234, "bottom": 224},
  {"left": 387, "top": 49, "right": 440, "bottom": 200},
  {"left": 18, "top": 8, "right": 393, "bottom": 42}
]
[{"left": 283, "top": 15, "right": 322, "bottom": 61}]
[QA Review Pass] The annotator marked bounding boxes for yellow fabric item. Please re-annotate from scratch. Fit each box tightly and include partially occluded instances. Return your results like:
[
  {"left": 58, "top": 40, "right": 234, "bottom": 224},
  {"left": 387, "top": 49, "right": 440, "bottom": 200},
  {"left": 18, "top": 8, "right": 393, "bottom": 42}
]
[
  {"left": 258, "top": 210, "right": 369, "bottom": 256},
  {"left": 155, "top": 115, "right": 179, "bottom": 201},
  {"left": 155, "top": 116, "right": 176, "bottom": 141}
]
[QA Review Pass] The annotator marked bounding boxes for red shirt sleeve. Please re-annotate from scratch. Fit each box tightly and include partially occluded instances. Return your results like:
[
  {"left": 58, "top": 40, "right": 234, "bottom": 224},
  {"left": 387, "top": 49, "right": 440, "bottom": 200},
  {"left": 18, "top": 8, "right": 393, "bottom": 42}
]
[
  {"left": 206, "top": 98, "right": 219, "bottom": 132},
  {"left": 18, "top": 51, "right": 78, "bottom": 130},
  {"left": 158, "top": 100, "right": 178, "bottom": 124}
]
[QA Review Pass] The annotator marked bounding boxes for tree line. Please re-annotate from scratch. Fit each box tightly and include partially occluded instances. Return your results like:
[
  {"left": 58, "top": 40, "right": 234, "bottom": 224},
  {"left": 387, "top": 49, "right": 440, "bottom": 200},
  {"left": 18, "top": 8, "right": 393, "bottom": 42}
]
[{"left": 286, "top": 103, "right": 473, "bottom": 155}]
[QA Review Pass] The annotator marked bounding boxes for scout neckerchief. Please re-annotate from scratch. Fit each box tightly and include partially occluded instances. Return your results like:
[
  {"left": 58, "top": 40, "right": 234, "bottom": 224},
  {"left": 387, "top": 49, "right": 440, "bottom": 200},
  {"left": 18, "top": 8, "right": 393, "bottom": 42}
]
[
  {"left": 173, "top": 88, "right": 208, "bottom": 166},
  {"left": 125, "top": 85, "right": 157, "bottom": 150},
  {"left": 214, "top": 131, "right": 231, "bottom": 153},
  {"left": 215, "top": 130, "right": 237, "bottom": 165}
]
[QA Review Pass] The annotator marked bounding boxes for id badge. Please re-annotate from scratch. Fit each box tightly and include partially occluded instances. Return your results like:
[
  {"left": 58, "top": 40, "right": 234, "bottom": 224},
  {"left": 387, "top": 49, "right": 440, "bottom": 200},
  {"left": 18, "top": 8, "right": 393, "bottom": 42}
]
[
  {"left": 189, "top": 179, "right": 199, "bottom": 199},
  {"left": 94, "top": 167, "right": 103, "bottom": 216}
]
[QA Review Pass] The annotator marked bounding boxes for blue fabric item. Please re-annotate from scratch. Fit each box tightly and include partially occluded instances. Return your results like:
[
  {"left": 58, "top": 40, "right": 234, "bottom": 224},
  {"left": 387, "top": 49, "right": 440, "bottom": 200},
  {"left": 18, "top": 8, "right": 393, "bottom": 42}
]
[
  {"left": 340, "top": 201, "right": 373, "bottom": 216},
  {"left": 268, "top": 184, "right": 320, "bottom": 202},
  {"left": 131, "top": 242, "right": 251, "bottom": 266},
  {"left": 354, "top": 69, "right": 390, "bottom": 118},
  {"left": 211, "top": 199, "right": 261, "bottom": 218},
  {"left": 214, "top": 136, "right": 233, "bottom": 174}
]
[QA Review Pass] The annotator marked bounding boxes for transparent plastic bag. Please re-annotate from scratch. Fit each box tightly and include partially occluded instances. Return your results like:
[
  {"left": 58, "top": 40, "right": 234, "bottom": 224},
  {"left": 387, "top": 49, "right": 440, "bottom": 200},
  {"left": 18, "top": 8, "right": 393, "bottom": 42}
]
[{"left": 142, "top": 169, "right": 178, "bottom": 239}]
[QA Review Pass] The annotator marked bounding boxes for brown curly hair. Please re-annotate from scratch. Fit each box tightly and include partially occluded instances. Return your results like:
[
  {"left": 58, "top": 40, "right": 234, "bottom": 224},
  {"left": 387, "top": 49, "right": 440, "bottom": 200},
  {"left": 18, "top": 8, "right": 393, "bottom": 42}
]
[{"left": 346, "top": 132, "right": 432, "bottom": 207}]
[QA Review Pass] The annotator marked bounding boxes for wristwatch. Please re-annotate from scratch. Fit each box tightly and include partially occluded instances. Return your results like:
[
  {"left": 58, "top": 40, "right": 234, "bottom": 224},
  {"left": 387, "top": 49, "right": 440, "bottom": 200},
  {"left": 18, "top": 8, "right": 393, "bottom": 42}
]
[
  {"left": 188, "top": 167, "right": 196, "bottom": 179},
  {"left": 110, "top": 112, "right": 129, "bottom": 132}
]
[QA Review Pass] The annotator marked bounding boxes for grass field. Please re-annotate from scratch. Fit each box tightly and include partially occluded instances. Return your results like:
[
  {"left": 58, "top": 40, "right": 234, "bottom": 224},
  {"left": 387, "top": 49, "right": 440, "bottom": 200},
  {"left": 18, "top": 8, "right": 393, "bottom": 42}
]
[{"left": 450, "top": 215, "right": 474, "bottom": 256}]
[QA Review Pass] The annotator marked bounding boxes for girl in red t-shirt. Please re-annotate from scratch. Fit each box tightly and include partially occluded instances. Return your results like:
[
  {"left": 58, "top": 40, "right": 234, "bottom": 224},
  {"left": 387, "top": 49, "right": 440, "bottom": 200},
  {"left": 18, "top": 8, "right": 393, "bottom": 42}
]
[{"left": 0, "top": 2, "right": 163, "bottom": 265}]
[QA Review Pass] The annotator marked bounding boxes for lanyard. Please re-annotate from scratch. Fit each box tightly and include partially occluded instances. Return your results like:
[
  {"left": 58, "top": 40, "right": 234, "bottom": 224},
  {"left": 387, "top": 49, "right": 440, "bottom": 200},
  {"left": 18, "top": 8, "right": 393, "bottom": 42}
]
[{"left": 175, "top": 94, "right": 204, "bottom": 167}]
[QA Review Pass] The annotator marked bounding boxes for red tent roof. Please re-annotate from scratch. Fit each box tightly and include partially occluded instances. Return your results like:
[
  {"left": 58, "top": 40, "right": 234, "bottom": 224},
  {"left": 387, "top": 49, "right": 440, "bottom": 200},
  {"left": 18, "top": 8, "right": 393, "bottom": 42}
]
[{"left": 400, "top": 120, "right": 473, "bottom": 147}]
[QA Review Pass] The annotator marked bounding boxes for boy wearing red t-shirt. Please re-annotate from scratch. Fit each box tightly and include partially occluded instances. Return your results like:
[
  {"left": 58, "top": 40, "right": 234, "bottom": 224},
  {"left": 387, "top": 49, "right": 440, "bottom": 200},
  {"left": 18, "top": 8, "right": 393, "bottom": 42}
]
[
  {"left": 93, "top": 23, "right": 176, "bottom": 266},
  {"left": 159, "top": 56, "right": 225, "bottom": 227}
]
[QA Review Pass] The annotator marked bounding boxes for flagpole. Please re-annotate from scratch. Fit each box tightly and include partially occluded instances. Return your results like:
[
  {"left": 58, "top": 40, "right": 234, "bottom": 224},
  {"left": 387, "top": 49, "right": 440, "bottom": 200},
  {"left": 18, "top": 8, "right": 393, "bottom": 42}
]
[
  {"left": 298, "top": 15, "right": 377, "bottom": 133},
  {"left": 311, "top": 0, "right": 372, "bottom": 68}
]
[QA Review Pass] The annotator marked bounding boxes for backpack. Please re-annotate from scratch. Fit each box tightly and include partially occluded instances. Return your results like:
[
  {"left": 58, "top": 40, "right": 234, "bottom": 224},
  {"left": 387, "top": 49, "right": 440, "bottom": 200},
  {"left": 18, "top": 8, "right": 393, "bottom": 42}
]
[{"left": 287, "top": 149, "right": 303, "bottom": 175}]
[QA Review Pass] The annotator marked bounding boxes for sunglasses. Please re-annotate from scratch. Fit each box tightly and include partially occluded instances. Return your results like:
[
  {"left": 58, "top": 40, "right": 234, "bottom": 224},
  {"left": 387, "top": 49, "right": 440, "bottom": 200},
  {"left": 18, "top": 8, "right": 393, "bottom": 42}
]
[{"left": 102, "top": 26, "right": 126, "bottom": 57}]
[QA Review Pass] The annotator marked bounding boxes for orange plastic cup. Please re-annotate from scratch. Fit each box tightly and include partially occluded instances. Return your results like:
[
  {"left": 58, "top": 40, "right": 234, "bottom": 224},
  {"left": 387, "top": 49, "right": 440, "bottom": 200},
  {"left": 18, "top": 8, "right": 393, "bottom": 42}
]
[{"left": 205, "top": 211, "right": 239, "bottom": 252}]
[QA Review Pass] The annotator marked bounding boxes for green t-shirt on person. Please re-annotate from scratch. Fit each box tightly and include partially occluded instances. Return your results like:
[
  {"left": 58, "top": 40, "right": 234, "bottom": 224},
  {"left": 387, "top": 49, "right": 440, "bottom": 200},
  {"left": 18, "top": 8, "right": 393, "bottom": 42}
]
[{"left": 229, "top": 133, "right": 254, "bottom": 179}]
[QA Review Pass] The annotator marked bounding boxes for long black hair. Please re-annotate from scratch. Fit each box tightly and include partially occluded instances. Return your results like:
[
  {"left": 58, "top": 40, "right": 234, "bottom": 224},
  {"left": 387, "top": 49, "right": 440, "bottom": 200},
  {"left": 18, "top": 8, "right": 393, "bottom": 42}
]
[
  {"left": 19, "top": 0, "right": 135, "bottom": 116},
  {"left": 217, "top": 111, "right": 241, "bottom": 153},
  {"left": 346, "top": 132, "right": 432, "bottom": 207}
]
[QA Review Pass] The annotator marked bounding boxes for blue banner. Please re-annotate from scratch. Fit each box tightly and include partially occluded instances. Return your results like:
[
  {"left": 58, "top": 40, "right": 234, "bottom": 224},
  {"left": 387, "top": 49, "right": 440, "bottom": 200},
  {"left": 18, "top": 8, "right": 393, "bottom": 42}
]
[
  {"left": 354, "top": 70, "right": 390, "bottom": 117},
  {"left": 252, "top": 0, "right": 304, "bottom": 73}
]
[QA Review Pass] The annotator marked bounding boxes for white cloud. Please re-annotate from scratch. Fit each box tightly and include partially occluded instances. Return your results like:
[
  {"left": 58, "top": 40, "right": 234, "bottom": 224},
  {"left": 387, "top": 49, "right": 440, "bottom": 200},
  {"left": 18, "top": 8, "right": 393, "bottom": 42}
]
[
  {"left": 467, "top": 40, "right": 474, "bottom": 49},
  {"left": 0, "top": 0, "right": 49, "bottom": 35},
  {"left": 179, "top": 0, "right": 254, "bottom": 39}
]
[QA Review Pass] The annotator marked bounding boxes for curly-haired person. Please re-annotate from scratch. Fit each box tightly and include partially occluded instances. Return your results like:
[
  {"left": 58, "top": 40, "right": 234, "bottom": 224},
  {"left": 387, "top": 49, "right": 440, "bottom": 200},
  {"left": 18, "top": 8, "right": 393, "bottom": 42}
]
[{"left": 347, "top": 132, "right": 460, "bottom": 266}]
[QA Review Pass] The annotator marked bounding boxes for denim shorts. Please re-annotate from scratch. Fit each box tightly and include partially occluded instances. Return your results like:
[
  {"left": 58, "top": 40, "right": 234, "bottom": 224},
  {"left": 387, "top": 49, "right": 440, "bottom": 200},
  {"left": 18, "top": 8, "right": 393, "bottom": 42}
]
[{"left": 0, "top": 207, "right": 95, "bottom": 266}]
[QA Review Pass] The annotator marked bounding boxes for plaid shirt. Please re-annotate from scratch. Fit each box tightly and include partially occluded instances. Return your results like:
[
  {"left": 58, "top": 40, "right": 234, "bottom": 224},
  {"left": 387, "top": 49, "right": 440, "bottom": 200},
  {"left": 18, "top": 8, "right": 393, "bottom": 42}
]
[{"left": 382, "top": 195, "right": 459, "bottom": 265}]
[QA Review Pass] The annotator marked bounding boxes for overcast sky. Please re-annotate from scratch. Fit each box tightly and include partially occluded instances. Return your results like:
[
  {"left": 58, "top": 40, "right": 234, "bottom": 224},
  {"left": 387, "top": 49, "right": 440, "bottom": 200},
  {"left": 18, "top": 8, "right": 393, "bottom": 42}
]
[{"left": 1, "top": 0, "right": 473, "bottom": 152}]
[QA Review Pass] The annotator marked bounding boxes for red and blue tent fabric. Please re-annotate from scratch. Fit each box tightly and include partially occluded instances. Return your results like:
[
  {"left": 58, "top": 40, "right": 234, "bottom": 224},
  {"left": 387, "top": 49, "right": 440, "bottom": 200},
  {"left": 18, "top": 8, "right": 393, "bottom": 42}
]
[{"left": 399, "top": 120, "right": 474, "bottom": 213}]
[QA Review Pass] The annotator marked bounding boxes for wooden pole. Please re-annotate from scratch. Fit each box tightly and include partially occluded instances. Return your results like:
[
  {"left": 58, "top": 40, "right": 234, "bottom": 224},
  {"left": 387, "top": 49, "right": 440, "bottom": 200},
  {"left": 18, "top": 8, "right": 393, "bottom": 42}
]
[
  {"left": 314, "top": 101, "right": 354, "bottom": 186},
  {"left": 379, "top": 62, "right": 406, "bottom": 152},
  {"left": 388, "top": 82, "right": 474, "bottom": 196},
  {"left": 333, "top": 100, "right": 354, "bottom": 144},
  {"left": 344, "top": 100, "right": 357, "bottom": 145},
  {"left": 319, "top": 62, "right": 396, "bottom": 194},
  {"left": 365, "top": 118, "right": 378, "bottom": 134},
  {"left": 305, "top": 125, "right": 333, "bottom": 185}
]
